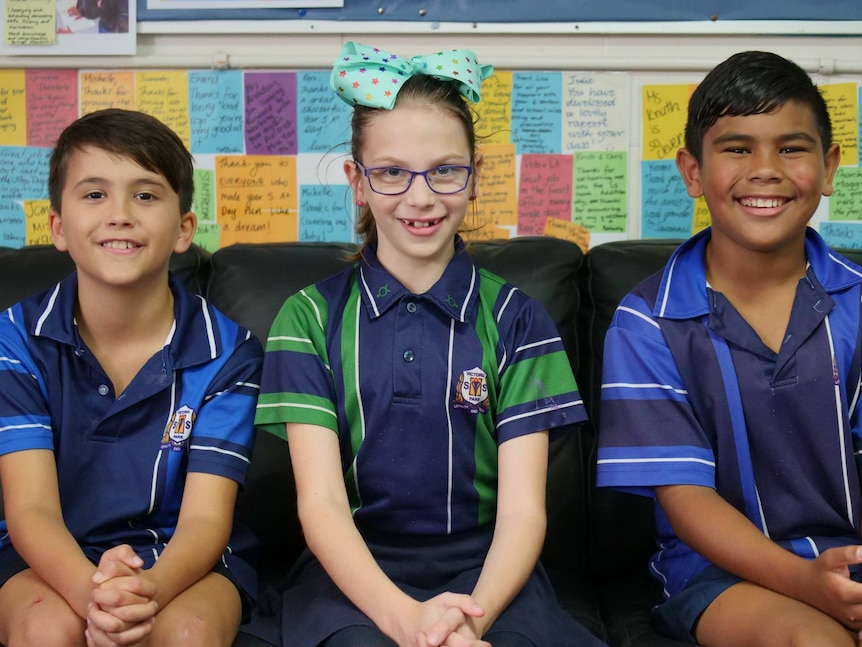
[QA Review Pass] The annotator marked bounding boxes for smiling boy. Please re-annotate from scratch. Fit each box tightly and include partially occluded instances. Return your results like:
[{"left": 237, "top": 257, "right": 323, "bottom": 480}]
[
  {"left": 597, "top": 52, "right": 862, "bottom": 646},
  {"left": 0, "top": 109, "right": 261, "bottom": 646}
]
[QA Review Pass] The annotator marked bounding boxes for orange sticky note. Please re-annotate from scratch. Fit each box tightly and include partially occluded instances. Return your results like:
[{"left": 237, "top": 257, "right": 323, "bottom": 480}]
[
  {"left": 543, "top": 217, "right": 590, "bottom": 254},
  {"left": 475, "top": 142, "right": 517, "bottom": 230},
  {"left": 642, "top": 84, "right": 691, "bottom": 161},
  {"left": 24, "top": 199, "right": 52, "bottom": 246},
  {"left": 81, "top": 71, "right": 135, "bottom": 114},
  {"left": 475, "top": 71, "right": 512, "bottom": 145},
  {"left": 136, "top": 71, "right": 191, "bottom": 150}
]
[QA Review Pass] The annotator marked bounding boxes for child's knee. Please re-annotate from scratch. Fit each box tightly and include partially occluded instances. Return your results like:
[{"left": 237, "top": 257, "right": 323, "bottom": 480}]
[
  {"left": 149, "top": 611, "right": 231, "bottom": 647},
  {"left": 8, "top": 607, "right": 84, "bottom": 647}
]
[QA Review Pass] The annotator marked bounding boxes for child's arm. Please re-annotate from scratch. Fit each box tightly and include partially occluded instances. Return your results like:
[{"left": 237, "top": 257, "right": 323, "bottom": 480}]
[
  {"left": 421, "top": 431, "right": 549, "bottom": 645},
  {"left": 657, "top": 483, "right": 862, "bottom": 626},
  {"left": 0, "top": 449, "right": 99, "bottom": 618},
  {"left": 289, "top": 422, "right": 487, "bottom": 647}
]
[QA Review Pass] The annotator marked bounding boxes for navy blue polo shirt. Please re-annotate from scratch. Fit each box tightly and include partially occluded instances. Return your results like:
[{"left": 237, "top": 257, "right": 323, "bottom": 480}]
[
  {"left": 597, "top": 227, "right": 862, "bottom": 601},
  {"left": 0, "top": 272, "right": 262, "bottom": 574},
  {"left": 257, "top": 238, "right": 585, "bottom": 536}
]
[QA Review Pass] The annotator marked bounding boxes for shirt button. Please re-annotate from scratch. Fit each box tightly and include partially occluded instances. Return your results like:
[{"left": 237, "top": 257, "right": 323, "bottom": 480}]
[
  {"left": 403, "top": 350, "right": 415, "bottom": 362},
  {"left": 406, "top": 302, "right": 417, "bottom": 313},
  {"left": 98, "top": 384, "right": 109, "bottom": 396}
]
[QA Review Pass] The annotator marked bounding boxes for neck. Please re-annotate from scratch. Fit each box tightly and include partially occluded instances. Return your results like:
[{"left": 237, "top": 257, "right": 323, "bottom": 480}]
[{"left": 705, "top": 235, "right": 807, "bottom": 295}]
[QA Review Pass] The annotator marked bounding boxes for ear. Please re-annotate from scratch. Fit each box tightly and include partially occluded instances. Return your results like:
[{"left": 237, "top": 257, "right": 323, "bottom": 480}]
[
  {"left": 470, "top": 150, "right": 483, "bottom": 199},
  {"left": 344, "top": 159, "right": 366, "bottom": 205},
  {"left": 821, "top": 143, "right": 841, "bottom": 197},
  {"left": 174, "top": 211, "right": 197, "bottom": 254},
  {"left": 49, "top": 209, "right": 68, "bottom": 252},
  {"left": 675, "top": 148, "right": 704, "bottom": 199}
]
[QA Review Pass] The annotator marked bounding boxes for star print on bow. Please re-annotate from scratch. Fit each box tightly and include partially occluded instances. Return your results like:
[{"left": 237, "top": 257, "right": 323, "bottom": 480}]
[{"left": 330, "top": 41, "right": 494, "bottom": 109}]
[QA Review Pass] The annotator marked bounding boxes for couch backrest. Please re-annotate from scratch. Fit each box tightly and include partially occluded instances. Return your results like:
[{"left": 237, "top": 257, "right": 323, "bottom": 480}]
[{"left": 206, "top": 236, "right": 590, "bottom": 580}]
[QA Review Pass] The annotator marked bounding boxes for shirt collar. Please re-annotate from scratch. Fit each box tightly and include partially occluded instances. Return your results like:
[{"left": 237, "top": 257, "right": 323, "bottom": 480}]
[
  {"left": 654, "top": 227, "right": 862, "bottom": 320},
  {"left": 31, "top": 273, "right": 223, "bottom": 369},
  {"left": 357, "top": 236, "right": 479, "bottom": 322}
]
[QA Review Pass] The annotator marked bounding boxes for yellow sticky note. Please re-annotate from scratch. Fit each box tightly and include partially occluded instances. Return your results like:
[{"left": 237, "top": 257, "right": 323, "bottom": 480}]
[
  {"left": 25, "top": 199, "right": 52, "bottom": 246},
  {"left": 693, "top": 196, "right": 711, "bottom": 234},
  {"left": 4, "top": 0, "right": 54, "bottom": 46},
  {"left": 821, "top": 83, "right": 858, "bottom": 167},
  {"left": 136, "top": 71, "right": 191, "bottom": 150},
  {"left": 216, "top": 155, "right": 298, "bottom": 246},
  {"left": 0, "top": 70, "right": 27, "bottom": 146},
  {"left": 642, "top": 84, "right": 691, "bottom": 161},
  {"left": 475, "top": 142, "right": 517, "bottom": 229},
  {"left": 475, "top": 71, "right": 512, "bottom": 145},
  {"left": 543, "top": 217, "right": 590, "bottom": 254},
  {"left": 81, "top": 71, "right": 136, "bottom": 114}
]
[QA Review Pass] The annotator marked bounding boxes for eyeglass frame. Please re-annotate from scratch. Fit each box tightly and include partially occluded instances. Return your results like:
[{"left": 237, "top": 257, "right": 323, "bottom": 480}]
[{"left": 353, "top": 161, "right": 474, "bottom": 196}]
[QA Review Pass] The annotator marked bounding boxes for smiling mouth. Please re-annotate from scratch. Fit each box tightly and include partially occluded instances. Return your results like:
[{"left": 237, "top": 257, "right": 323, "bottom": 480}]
[
  {"left": 102, "top": 241, "right": 140, "bottom": 249},
  {"left": 738, "top": 197, "right": 788, "bottom": 208},
  {"left": 401, "top": 218, "right": 443, "bottom": 228}
]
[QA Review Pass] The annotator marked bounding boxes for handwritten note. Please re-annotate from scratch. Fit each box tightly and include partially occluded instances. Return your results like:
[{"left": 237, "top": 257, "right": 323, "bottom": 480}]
[
  {"left": 830, "top": 167, "right": 862, "bottom": 220},
  {"left": 80, "top": 71, "right": 135, "bottom": 113},
  {"left": 563, "top": 72, "right": 630, "bottom": 152},
  {"left": 475, "top": 71, "right": 512, "bottom": 145},
  {"left": 216, "top": 155, "right": 297, "bottom": 246},
  {"left": 0, "top": 200, "right": 25, "bottom": 247},
  {"left": 4, "top": 0, "right": 54, "bottom": 46},
  {"left": 693, "top": 196, "right": 711, "bottom": 234},
  {"left": 189, "top": 71, "right": 244, "bottom": 154},
  {"left": 0, "top": 70, "right": 27, "bottom": 146},
  {"left": 640, "top": 160, "right": 692, "bottom": 238},
  {"left": 475, "top": 143, "right": 516, "bottom": 233},
  {"left": 193, "top": 221, "right": 221, "bottom": 253},
  {"left": 544, "top": 217, "right": 590, "bottom": 253},
  {"left": 25, "top": 69, "right": 77, "bottom": 148},
  {"left": 193, "top": 168, "right": 215, "bottom": 221},
  {"left": 518, "top": 154, "right": 573, "bottom": 236},
  {"left": 820, "top": 222, "right": 862, "bottom": 250},
  {"left": 0, "top": 146, "right": 50, "bottom": 200},
  {"left": 572, "top": 151, "right": 626, "bottom": 233},
  {"left": 24, "top": 199, "right": 50, "bottom": 245},
  {"left": 299, "top": 185, "right": 352, "bottom": 242},
  {"left": 642, "top": 84, "right": 690, "bottom": 161},
  {"left": 297, "top": 71, "right": 351, "bottom": 154},
  {"left": 821, "top": 83, "right": 858, "bottom": 168},
  {"left": 511, "top": 72, "right": 562, "bottom": 154},
  {"left": 136, "top": 72, "right": 191, "bottom": 150},
  {"left": 244, "top": 72, "right": 297, "bottom": 155}
]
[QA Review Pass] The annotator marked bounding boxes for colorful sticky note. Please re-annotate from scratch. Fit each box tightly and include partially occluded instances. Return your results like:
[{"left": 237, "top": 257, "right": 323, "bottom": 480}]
[
  {"left": 572, "top": 151, "right": 627, "bottom": 233},
  {"left": 193, "top": 221, "right": 221, "bottom": 253},
  {"left": 4, "top": 0, "right": 54, "bottom": 46},
  {"left": 517, "top": 154, "right": 573, "bottom": 236},
  {"left": 192, "top": 168, "right": 215, "bottom": 221},
  {"left": 216, "top": 155, "right": 298, "bottom": 246},
  {"left": 821, "top": 83, "right": 859, "bottom": 168},
  {"left": 642, "top": 84, "right": 690, "bottom": 161},
  {"left": 820, "top": 222, "right": 862, "bottom": 250},
  {"left": 640, "top": 160, "right": 692, "bottom": 238},
  {"left": 475, "top": 143, "right": 517, "bottom": 230},
  {"left": 0, "top": 199, "right": 26, "bottom": 248},
  {"left": 0, "top": 70, "right": 27, "bottom": 147},
  {"left": 26, "top": 69, "right": 78, "bottom": 148},
  {"left": 562, "top": 72, "right": 630, "bottom": 153},
  {"left": 511, "top": 72, "right": 562, "bottom": 154},
  {"left": 299, "top": 184, "right": 353, "bottom": 242},
  {"left": 475, "top": 71, "right": 512, "bottom": 145},
  {"left": 544, "top": 217, "right": 590, "bottom": 253},
  {"left": 24, "top": 199, "right": 51, "bottom": 245},
  {"left": 136, "top": 71, "right": 191, "bottom": 150},
  {"left": 0, "top": 146, "right": 51, "bottom": 199},
  {"left": 244, "top": 72, "right": 297, "bottom": 155},
  {"left": 189, "top": 71, "right": 244, "bottom": 154},
  {"left": 830, "top": 167, "right": 862, "bottom": 221},
  {"left": 80, "top": 71, "right": 135, "bottom": 114},
  {"left": 297, "top": 71, "right": 352, "bottom": 154},
  {"left": 693, "top": 196, "right": 711, "bottom": 234}
]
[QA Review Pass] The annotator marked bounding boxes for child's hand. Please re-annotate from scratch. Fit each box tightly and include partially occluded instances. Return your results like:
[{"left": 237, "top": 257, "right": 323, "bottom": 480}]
[
  {"left": 799, "top": 545, "right": 862, "bottom": 630},
  {"left": 409, "top": 592, "right": 487, "bottom": 647}
]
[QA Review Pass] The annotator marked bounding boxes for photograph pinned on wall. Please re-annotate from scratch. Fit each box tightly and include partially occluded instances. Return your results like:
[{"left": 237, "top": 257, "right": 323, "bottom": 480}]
[
  {"left": 147, "top": 0, "right": 340, "bottom": 9},
  {"left": 0, "top": 0, "right": 134, "bottom": 55}
]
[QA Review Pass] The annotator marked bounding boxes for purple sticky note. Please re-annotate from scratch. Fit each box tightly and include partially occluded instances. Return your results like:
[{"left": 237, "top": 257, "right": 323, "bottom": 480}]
[{"left": 244, "top": 72, "right": 298, "bottom": 155}]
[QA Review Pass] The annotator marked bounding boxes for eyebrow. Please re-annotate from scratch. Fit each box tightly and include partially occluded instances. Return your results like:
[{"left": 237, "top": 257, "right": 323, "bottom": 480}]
[
  {"left": 711, "top": 131, "right": 819, "bottom": 146},
  {"left": 72, "top": 177, "right": 168, "bottom": 190}
]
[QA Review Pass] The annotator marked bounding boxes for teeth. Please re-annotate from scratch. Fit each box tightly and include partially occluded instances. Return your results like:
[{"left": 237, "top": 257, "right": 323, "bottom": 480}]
[
  {"left": 740, "top": 197, "right": 785, "bottom": 208},
  {"left": 405, "top": 219, "right": 440, "bottom": 228},
  {"left": 103, "top": 241, "right": 136, "bottom": 249}
]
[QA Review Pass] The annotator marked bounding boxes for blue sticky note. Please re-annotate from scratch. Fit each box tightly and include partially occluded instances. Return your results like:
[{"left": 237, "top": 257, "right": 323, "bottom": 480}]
[
  {"left": 640, "top": 160, "right": 693, "bottom": 239},
  {"left": 511, "top": 72, "right": 563, "bottom": 154},
  {"left": 0, "top": 200, "right": 26, "bottom": 248},
  {"left": 296, "top": 71, "right": 352, "bottom": 154},
  {"left": 0, "top": 147, "right": 51, "bottom": 201},
  {"left": 820, "top": 222, "right": 862, "bottom": 250},
  {"left": 189, "top": 71, "right": 244, "bottom": 154},
  {"left": 299, "top": 184, "right": 354, "bottom": 242}
]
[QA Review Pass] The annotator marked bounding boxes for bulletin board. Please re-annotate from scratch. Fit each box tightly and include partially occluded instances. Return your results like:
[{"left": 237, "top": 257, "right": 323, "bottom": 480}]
[{"left": 2, "top": 63, "right": 862, "bottom": 252}]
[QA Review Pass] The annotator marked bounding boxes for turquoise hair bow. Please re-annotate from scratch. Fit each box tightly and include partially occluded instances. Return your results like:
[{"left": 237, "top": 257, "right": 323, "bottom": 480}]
[{"left": 330, "top": 41, "right": 494, "bottom": 109}]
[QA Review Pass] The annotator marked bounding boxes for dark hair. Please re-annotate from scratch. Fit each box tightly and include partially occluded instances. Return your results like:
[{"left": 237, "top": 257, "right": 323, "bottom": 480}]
[
  {"left": 49, "top": 108, "right": 194, "bottom": 214},
  {"left": 349, "top": 74, "right": 478, "bottom": 256},
  {"left": 684, "top": 51, "right": 832, "bottom": 164}
]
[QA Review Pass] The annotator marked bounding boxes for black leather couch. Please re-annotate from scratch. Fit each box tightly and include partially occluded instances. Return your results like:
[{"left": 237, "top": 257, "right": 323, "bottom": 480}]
[{"left": 5, "top": 236, "right": 848, "bottom": 646}]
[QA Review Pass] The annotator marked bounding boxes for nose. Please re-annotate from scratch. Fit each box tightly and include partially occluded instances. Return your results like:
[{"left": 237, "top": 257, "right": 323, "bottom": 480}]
[
  {"left": 403, "top": 173, "right": 436, "bottom": 206},
  {"left": 106, "top": 196, "right": 136, "bottom": 226},
  {"left": 748, "top": 147, "right": 782, "bottom": 183}
]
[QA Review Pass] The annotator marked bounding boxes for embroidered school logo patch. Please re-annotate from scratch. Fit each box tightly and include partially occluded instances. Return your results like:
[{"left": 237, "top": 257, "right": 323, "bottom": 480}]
[
  {"left": 453, "top": 367, "right": 490, "bottom": 414},
  {"left": 161, "top": 404, "right": 196, "bottom": 452}
]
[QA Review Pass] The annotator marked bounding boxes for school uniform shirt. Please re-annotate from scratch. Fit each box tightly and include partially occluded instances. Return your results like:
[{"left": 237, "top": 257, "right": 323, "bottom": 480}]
[
  {"left": 596, "top": 226, "right": 862, "bottom": 602},
  {"left": 0, "top": 272, "right": 262, "bottom": 593},
  {"left": 256, "top": 237, "right": 586, "bottom": 537}
]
